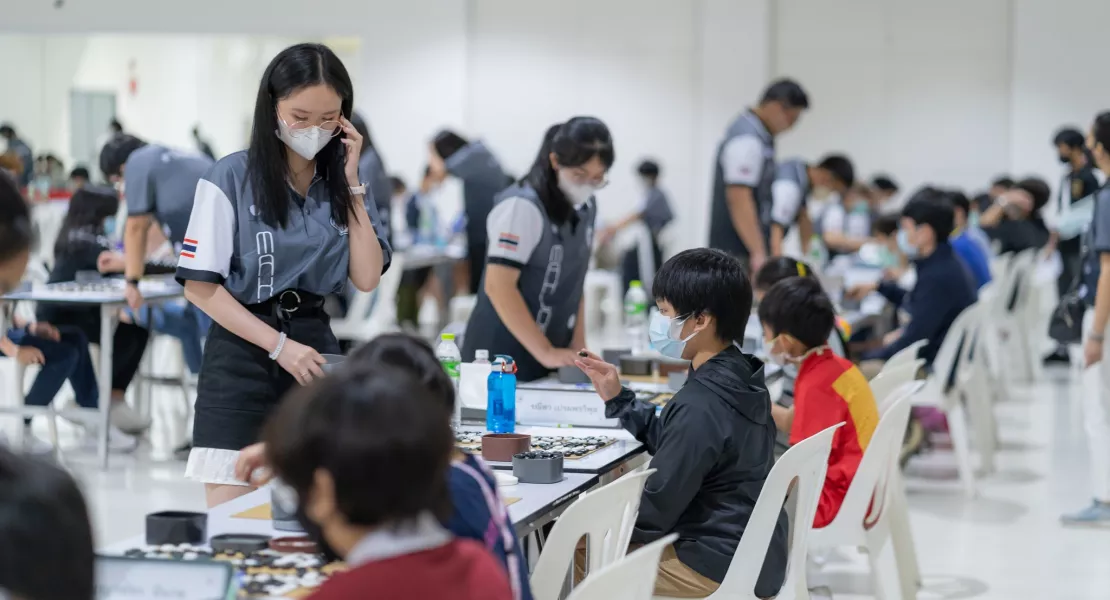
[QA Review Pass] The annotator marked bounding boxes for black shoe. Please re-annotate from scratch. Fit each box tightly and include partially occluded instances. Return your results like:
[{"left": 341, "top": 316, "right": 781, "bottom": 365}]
[
  {"left": 173, "top": 441, "right": 193, "bottom": 462},
  {"left": 1043, "top": 350, "right": 1071, "bottom": 365}
]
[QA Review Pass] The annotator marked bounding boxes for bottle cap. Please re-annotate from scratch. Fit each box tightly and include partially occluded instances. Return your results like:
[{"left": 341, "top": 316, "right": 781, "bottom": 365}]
[
  {"left": 630, "top": 280, "right": 642, "bottom": 288},
  {"left": 441, "top": 333, "right": 455, "bottom": 341},
  {"left": 475, "top": 349, "right": 489, "bottom": 359}
]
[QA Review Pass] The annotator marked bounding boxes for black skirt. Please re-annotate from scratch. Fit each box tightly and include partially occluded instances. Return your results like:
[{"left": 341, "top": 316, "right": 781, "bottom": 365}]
[{"left": 192, "top": 313, "right": 339, "bottom": 451}]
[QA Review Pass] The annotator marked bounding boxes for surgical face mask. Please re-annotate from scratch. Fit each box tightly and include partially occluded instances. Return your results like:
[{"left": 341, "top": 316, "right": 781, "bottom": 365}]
[
  {"left": 649, "top": 310, "right": 698, "bottom": 359},
  {"left": 968, "top": 210, "right": 980, "bottom": 229},
  {"left": 276, "top": 118, "right": 332, "bottom": 161},
  {"left": 897, "top": 228, "right": 919, "bottom": 258},
  {"left": 557, "top": 170, "right": 596, "bottom": 208}
]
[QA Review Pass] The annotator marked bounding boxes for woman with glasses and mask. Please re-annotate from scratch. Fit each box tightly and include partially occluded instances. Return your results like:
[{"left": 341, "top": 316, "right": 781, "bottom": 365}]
[
  {"left": 175, "top": 43, "right": 390, "bottom": 506},
  {"left": 462, "top": 117, "right": 613, "bottom": 382}
]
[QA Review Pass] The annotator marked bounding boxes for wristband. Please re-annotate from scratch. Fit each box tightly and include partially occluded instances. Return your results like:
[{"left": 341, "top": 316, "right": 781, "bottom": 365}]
[
  {"left": 126, "top": 278, "right": 141, "bottom": 287},
  {"left": 1092, "top": 332, "right": 1105, "bottom": 343},
  {"left": 349, "top": 182, "right": 367, "bottom": 196},
  {"left": 269, "top": 332, "right": 288, "bottom": 360}
]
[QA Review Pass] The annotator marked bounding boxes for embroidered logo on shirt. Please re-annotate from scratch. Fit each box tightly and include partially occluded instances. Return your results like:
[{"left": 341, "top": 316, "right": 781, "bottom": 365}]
[
  {"left": 497, "top": 232, "right": 519, "bottom": 251},
  {"left": 180, "top": 238, "right": 198, "bottom": 259}
]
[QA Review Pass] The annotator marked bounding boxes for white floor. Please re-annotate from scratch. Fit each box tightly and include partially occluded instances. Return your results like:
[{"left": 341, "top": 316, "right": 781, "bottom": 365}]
[{"left": 40, "top": 362, "right": 1110, "bottom": 599}]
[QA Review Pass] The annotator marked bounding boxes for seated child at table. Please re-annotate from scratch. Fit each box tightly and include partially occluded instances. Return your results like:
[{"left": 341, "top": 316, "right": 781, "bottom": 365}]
[
  {"left": 0, "top": 446, "right": 96, "bottom": 600},
  {"left": 262, "top": 364, "right": 513, "bottom": 600},
  {"left": 347, "top": 334, "right": 532, "bottom": 600},
  {"left": 574, "top": 248, "right": 786, "bottom": 598},
  {"left": 759, "top": 276, "right": 879, "bottom": 527},
  {"left": 754, "top": 257, "right": 848, "bottom": 357}
]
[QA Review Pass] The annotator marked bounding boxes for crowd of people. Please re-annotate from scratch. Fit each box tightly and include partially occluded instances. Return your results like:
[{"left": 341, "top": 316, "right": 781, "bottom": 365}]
[{"left": 2, "top": 38, "right": 1110, "bottom": 599}]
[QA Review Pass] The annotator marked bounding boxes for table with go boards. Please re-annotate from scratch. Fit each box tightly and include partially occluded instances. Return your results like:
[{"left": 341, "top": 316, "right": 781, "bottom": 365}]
[{"left": 1, "top": 277, "right": 185, "bottom": 469}]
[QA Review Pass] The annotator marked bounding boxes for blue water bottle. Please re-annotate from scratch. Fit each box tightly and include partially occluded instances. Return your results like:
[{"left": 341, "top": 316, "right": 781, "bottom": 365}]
[{"left": 487, "top": 355, "right": 517, "bottom": 433}]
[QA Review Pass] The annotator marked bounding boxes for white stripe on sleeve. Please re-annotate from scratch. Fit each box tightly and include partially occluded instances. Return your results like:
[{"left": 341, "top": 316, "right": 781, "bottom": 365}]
[{"left": 177, "top": 179, "right": 235, "bottom": 279}]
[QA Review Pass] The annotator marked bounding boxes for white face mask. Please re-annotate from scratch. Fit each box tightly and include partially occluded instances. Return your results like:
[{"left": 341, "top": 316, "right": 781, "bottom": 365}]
[
  {"left": 276, "top": 118, "right": 332, "bottom": 160},
  {"left": 557, "top": 170, "right": 596, "bottom": 208}
]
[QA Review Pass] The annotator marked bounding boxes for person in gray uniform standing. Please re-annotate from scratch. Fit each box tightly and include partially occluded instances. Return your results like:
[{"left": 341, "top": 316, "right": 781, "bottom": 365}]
[
  {"left": 463, "top": 117, "right": 614, "bottom": 382},
  {"left": 350, "top": 112, "right": 392, "bottom": 245},
  {"left": 429, "top": 130, "right": 510, "bottom": 294},
  {"left": 100, "top": 134, "right": 215, "bottom": 311},
  {"left": 769, "top": 154, "right": 854, "bottom": 257},
  {"left": 598, "top": 159, "right": 674, "bottom": 289},
  {"left": 174, "top": 43, "right": 391, "bottom": 507},
  {"left": 709, "top": 79, "right": 809, "bottom": 273}
]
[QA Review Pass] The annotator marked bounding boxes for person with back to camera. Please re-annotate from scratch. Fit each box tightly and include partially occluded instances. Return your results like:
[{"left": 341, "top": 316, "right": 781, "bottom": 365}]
[
  {"left": 0, "top": 123, "right": 33, "bottom": 188},
  {"left": 597, "top": 159, "right": 675, "bottom": 289},
  {"left": 462, "top": 117, "right": 614, "bottom": 382},
  {"left": 946, "top": 190, "right": 992, "bottom": 290},
  {"left": 574, "top": 248, "right": 786, "bottom": 598},
  {"left": 175, "top": 43, "right": 390, "bottom": 507},
  {"left": 1062, "top": 111, "right": 1110, "bottom": 526},
  {"left": 759, "top": 276, "right": 879, "bottom": 527},
  {"left": 350, "top": 112, "right": 393, "bottom": 245},
  {"left": 710, "top": 79, "right": 809, "bottom": 273},
  {"left": 428, "top": 129, "right": 510, "bottom": 295},
  {"left": 870, "top": 175, "right": 900, "bottom": 211},
  {"left": 262, "top": 364, "right": 513, "bottom": 600},
  {"left": 768, "top": 154, "right": 854, "bottom": 257}
]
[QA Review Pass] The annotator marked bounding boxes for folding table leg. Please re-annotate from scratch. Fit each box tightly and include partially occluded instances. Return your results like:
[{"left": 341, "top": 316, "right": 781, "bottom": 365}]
[{"left": 99, "top": 305, "right": 118, "bottom": 470}]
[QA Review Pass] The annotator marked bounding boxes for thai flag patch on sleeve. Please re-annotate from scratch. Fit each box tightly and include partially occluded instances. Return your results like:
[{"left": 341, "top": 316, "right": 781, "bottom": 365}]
[
  {"left": 180, "top": 238, "right": 198, "bottom": 259},
  {"left": 497, "top": 232, "right": 520, "bottom": 252}
]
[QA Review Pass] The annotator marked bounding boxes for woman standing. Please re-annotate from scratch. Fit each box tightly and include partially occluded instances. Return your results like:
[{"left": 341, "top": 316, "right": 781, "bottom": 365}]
[
  {"left": 1063, "top": 111, "right": 1110, "bottom": 525},
  {"left": 176, "top": 43, "right": 390, "bottom": 506},
  {"left": 462, "top": 117, "right": 613, "bottom": 382}
]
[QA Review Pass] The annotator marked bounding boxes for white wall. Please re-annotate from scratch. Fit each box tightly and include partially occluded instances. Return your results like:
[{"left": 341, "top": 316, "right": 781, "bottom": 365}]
[{"left": 773, "top": 0, "right": 1012, "bottom": 196}]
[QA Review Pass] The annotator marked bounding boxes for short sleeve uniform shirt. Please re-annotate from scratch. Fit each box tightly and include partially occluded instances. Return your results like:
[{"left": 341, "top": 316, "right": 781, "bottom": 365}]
[
  {"left": 123, "top": 144, "right": 214, "bottom": 246},
  {"left": 771, "top": 158, "right": 809, "bottom": 229},
  {"left": 1081, "top": 184, "right": 1110, "bottom": 307},
  {"left": 174, "top": 151, "right": 392, "bottom": 304},
  {"left": 709, "top": 110, "right": 775, "bottom": 259},
  {"left": 445, "top": 141, "right": 509, "bottom": 252}
]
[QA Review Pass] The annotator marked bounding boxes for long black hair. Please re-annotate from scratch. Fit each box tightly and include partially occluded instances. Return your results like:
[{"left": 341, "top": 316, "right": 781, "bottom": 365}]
[
  {"left": 431, "top": 130, "right": 468, "bottom": 161},
  {"left": 349, "top": 112, "right": 377, "bottom": 155},
  {"left": 0, "top": 172, "right": 33, "bottom": 265},
  {"left": 523, "top": 116, "right": 614, "bottom": 225},
  {"left": 54, "top": 185, "right": 118, "bottom": 257},
  {"left": 248, "top": 43, "right": 355, "bottom": 229},
  {"left": 1091, "top": 112, "right": 1110, "bottom": 170}
]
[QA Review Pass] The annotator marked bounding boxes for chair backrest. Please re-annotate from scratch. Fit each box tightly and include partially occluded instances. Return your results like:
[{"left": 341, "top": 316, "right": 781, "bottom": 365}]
[
  {"left": 530, "top": 469, "right": 655, "bottom": 600},
  {"left": 871, "top": 360, "right": 923, "bottom": 409},
  {"left": 817, "top": 382, "right": 921, "bottom": 538},
  {"left": 715, "top": 424, "right": 840, "bottom": 599},
  {"left": 883, "top": 340, "right": 926, "bottom": 370},
  {"left": 920, "top": 301, "right": 979, "bottom": 406},
  {"left": 565, "top": 534, "right": 677, "bottom": 600}
]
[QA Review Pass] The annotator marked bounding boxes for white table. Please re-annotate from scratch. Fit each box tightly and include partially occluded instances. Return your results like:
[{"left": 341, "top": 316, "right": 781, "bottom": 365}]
[
  {"left": 2, "top": 277, "right": 185, "bottom": 469},
  {"left": 103, "top": 472, "right": 600, "bottom": 556},
  {"left": 459, "top": 424, "right": 649, "bottom": 482}
]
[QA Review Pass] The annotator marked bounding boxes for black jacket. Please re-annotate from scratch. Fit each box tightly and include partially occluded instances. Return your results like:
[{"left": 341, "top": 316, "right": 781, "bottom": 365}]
[{"left": 605, "top": 346, "right": 787, "bottom": 597}]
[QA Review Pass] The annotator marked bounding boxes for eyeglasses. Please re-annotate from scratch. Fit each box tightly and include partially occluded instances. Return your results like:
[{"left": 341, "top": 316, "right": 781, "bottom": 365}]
[
  {"left": 565, "top": 168, "right": 609, "bottom": 188},
  {"left": 281, "top": 118, "right": 342, "bottom": 139}
]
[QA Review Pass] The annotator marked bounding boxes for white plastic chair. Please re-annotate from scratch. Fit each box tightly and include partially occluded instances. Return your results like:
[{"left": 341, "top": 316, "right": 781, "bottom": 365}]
[
  {"left": 656, "top": 424, "right": 841, "bottom": 600},
  {"left": 567, "top": 534, "right": 677, "bottom": 600},
  {"left": 884, "top": 340, "right": 926, "bottom": 371},
  {"left": 810, "top": 382, "right": 923, "bottom": 600},
  {"left": 871, "top": 360, "right": 924, "bottom": 402},
  {"left": 0, "top": 358, "right": 63, "bottom": 462},
  {"left": 331, "top": 252, "right": 406, "bottom": 343},
  {"left": 531, "top": 469, "right": 655, "bottom": 600}
]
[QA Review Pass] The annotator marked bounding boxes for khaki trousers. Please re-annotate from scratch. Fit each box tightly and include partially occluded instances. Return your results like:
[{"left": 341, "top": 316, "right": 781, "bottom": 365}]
[{"left": 575, "top": 543, "right": 719, "bottom": 598}]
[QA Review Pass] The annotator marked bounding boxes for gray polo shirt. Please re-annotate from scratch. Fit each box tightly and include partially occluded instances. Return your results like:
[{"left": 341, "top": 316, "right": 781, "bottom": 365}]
[
  {"left": 174, "top": 151, "right": 392, "bottom": 305},
  {"left": 358, "top": 146, "right": 392, "bottom": 243},
  {"left": 124, "top": 144, "right": 214, "bottom": 245},
  {"left": 771, "top": 158, "right": 809, "bottom": 229},
  {"left": 1081, "top": 184, "right": 1110, "bottom": 307},
  {"left": 708, "top": 110, "right": 775, "bottom": 258},
  {"left": 640, "top": 186, "right": 674, "bottom": 237},
  {"left": 444, "top": 141, "right": 508, "bottom": 251},
  {"left": 462, "top": 183, "right": 596, "bottom": 382}
]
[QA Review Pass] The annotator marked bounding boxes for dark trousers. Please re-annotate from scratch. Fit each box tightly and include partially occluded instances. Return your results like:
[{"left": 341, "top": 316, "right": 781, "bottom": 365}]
[
  {"left": 621, "top": 236, "right": 664, "bottom": 291},
  {"left": 3, "top": 326, "right": 99, "bottom": 424},
  {"left": 397, "top": 267, "right": 433, "bottom": 326},
  {"left": 37, "top": 306, "right": 149, "bottom": 392},
  {"left": 1055, "top": 250, "right": 1083, "bottom": 349}
]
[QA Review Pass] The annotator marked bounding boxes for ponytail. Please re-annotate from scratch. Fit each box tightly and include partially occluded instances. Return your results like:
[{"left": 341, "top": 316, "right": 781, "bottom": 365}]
[
  {"left": 524, "top": 124, "right": 569, "bottom": 224},
  {"left": 524, "top": 117, "right": 614, "bottom": 225}
]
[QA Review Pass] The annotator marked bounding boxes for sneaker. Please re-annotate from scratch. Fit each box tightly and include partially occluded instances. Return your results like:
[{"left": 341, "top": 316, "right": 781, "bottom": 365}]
[
  {"left": 21, "top": 428, "right": 55, "bottom": 456},
  {"left": 1061, "top": 500, "right": 1110, "bottom": 527},
  {"left": 110, "top": 401, "right": 152, "bottom": 435},
  {"left": 1043, "top": 349, "right": 1071, "bottom": 365},
  {"left": 80, "top": 425, "right": 139, "bottom": 454}
]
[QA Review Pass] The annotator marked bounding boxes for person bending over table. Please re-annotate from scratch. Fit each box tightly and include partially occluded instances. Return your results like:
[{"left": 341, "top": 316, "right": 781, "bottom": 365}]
[
  {"left": 462, "top": 117, "right": 614, "bottom": 382},
  {"left": 978, "top": 177, "right": 1052, "bottom": 255},
  {"left": 597, "top": 158, "right": 675, "bottom": 290},
  {"left": 574, "top": 248, "right": 786, "bottom": 599},
  {"left": 235, "top": 333, "right": 535, "bottom": 600},
  {"left": 35, "top": 185, "right": 157, "bottom": 436},
  {"left": 767, "top": 154, "right": 854, "bottom": 258},
  {"left": 847, "top": 187, "right": 977, "bottom": 380},
  {"left": 175, "top": 43, "right": 389, "bottom": 507},
  {"left": 259, "top": 360, "right": 513, "bottom": 600}
]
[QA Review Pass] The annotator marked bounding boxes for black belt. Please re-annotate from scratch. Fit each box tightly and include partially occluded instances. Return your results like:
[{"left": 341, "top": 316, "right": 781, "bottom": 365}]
[{"left": 245, "top": 290, "right": 326, "bottom": 320}]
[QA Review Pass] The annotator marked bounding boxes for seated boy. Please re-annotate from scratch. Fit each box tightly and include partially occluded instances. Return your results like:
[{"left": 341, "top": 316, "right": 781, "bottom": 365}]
[
  {"left": 263, "top": 364, "right": 513, "bottom": 600},
  {"left": 575, "top": 248, "right": 787, "bottom": 598},
  {"left": 0, "top": 446, "right": 96, "bottom": 600},
  {"left": 758, "top": 277, "right": 880, "bottom": 527}
]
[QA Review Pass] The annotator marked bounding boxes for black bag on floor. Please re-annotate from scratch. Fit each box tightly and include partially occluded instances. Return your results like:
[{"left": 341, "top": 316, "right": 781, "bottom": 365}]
[{"left": 1049, "top": 291, "right": 1085, "bottom": 344}]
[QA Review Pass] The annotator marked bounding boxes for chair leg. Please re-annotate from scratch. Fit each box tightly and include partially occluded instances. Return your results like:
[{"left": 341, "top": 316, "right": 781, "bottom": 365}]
[
  {"left": 946, "top": 402, "right": 978, "bottom": 497},
  {"left": 889, "top": 474, "right": 922, "bottom": 597},
  {"left": 867, "top": 533, "right": 911, "bottom": 600},
  {"left": 967, "top": 383, "right": 997, "bottom": 474},
  {"left": 46, "top": 410, "right": 64, "bottom": 466}
]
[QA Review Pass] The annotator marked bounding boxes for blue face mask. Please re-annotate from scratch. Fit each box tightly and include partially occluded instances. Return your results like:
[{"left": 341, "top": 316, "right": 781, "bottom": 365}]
[
  {"left": 968, "top": 211, "right": 980, "bottom": 229},
  {"left": 649, "top": 311, "right": 698, "bottom": 359},
  {"left": 103, "top": 216, "right": 117, "bottom": 237},
  {"left": 896, "top": 229, "right": 918, "bottom": 258},
  {"left": 850, "top": 202, "right": 871, "bottom": 216}
]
